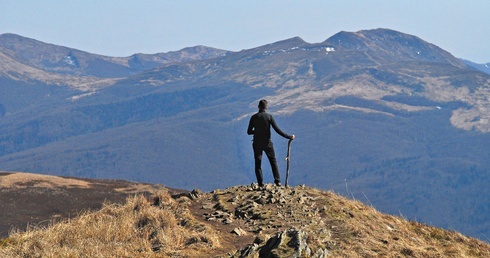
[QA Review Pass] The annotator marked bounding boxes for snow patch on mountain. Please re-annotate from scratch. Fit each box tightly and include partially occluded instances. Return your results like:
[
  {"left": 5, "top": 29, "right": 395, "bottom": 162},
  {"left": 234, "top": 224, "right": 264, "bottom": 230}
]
[
  {"left": 262, "top": 46, "right": 335, "bottom": 57},
  {"left": 69, "top": 91, "right": 97, "bottom": 101},
  {"left": 62, "top": 52, "right": 79, "bottom": 67},
  {"left": 63, "top": 55, "right": 76, "bottom": 66}
]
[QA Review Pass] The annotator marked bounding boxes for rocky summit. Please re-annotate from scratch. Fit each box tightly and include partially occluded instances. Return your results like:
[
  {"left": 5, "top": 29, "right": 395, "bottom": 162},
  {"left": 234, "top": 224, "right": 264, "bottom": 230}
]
[
  {"left": 187, "top": 184, "right": 489, "bottom": 257},
  {"left": 1, "top": 183, "right": 489, "bottom": 257}
]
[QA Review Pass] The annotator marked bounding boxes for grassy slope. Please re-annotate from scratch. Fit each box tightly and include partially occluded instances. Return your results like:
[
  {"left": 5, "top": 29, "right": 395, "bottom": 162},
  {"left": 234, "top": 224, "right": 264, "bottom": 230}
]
[
  {"left": 1, "top": 184, "right": 489, "bottom": 257},
  {"left": 0, "top": 172, "right": 166, "bottom": 239}
]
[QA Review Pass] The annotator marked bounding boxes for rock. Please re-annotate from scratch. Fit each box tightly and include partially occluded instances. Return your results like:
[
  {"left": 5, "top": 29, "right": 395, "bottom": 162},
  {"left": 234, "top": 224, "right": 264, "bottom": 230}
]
[
  {"left": 253, "top": 234, "right": 268, "bottom": 244},
  {"left": 256, "top": 197, "right": 267, "bottom": 205},
  {"left": 213, "top": 210, "right": 230, "bottom": 218},
  {"left": 342, "top": 208, "right": 355, "bottom": 218},
  {"left": 235, "top": 243, "right": 259, "bottom": 257},
  {"left": 264, "top": 184, "right": 275, "bottom": 191},
  {"left": 189, "top": 189, "right": 202, "bottom": 200},
  {"left": 151, "top": 240, "right": 163, "bottom": 252},
  {"left": 201, "top": 202, "right": 215, "bottom": 210},
  {"left": 231, "top": 227, "right": 248, "bottom": 236},
  {"left": 204, "top": 209, "right": 233, "bottom": 224},
  {"left": 232, "top": 229, "right": 328, "bottom": 258}
]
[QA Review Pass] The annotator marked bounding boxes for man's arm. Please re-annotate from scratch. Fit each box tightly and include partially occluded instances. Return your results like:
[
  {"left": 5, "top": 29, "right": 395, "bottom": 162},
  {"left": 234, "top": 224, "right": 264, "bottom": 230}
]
[
  {"left": 270, "top": 115, "right": 291, "bottom": 139},
  {"left": 247, "top": 116, "right": 255, "bottom": 135}
]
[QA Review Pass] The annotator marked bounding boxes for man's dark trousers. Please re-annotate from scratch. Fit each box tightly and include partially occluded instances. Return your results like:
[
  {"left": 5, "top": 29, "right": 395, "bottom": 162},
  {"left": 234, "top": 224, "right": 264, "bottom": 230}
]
[{"left": 253, "top": 140, "right": 281, "bottom": 186}]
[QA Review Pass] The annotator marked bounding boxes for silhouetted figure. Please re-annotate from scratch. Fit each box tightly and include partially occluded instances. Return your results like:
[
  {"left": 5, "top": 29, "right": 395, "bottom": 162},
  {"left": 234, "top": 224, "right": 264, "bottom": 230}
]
[{"left": 247, "top": 99, "right": 295, "bottom": 186}]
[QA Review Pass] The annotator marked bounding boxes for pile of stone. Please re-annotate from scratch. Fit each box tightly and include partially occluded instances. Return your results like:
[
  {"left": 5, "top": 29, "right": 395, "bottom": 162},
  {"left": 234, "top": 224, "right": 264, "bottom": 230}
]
[
  {"left": 193, "top": 184, "right": 332, "bottom": 257},
  {"left": 232, "top": 229, "right": 328, "bottom": 258}
]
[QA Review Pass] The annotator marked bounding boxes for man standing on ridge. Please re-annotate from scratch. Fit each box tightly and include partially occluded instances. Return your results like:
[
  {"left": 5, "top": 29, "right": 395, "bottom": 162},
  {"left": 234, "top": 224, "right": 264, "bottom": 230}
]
[{"left": 247, "top": 99, "right": 295, "bottom": 187}]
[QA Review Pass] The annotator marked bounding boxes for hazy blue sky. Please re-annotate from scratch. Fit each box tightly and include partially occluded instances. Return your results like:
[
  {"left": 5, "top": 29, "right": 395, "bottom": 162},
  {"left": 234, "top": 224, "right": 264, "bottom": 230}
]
[{"left": 1, "top": 1, "right": 489, "bottom": 63}]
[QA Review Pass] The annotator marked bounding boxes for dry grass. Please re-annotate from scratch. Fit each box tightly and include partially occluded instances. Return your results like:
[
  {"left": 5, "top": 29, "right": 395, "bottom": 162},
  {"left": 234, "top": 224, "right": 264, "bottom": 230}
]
[
  {"left": 1, "top": 185, "right": 489, "bottom": 257},
  {"left": 310, "top": 187, "right": 490, "bottom": 257},
  {"left": 0, "top": 190, "right": 221, "bottom": 257},
  {"left": 0, "top": 172, "right": 91, "bottom": 189}
]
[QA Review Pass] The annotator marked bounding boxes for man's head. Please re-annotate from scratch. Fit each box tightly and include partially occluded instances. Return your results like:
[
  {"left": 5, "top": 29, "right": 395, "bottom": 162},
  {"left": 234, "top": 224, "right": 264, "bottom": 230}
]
[{"left": 258, "top": 99, "right": 268, "bottom": 110}]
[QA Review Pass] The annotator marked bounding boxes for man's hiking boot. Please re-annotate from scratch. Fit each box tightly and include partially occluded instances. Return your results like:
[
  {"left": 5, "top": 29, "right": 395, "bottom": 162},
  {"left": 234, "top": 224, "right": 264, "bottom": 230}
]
[{"left": 251, "top": 182, "right": 265, "bottom": 191}]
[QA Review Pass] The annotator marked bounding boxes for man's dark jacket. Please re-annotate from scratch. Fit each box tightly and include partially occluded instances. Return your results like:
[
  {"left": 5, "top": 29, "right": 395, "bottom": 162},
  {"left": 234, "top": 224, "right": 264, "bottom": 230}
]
[{"left": 247, "top": 109, "right": 290, "bottom": 142}]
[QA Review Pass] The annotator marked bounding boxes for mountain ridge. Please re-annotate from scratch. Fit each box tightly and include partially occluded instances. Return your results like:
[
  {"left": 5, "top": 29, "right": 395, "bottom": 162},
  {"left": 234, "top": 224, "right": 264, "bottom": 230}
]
[{"left": 0, "top": 33, "right": 228, "bottom": 79}]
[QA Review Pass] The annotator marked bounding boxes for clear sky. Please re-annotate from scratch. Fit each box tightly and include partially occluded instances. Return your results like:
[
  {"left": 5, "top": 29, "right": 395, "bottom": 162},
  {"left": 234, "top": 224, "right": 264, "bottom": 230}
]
[{"left": 1, "top": 0, "right": 489, "bottom": 63}]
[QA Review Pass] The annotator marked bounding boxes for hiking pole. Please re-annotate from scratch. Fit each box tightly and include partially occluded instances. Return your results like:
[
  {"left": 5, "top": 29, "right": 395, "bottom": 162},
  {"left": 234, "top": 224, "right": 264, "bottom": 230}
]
[{"left": 285, "top": 138, "right": 293, "bottom": 187}]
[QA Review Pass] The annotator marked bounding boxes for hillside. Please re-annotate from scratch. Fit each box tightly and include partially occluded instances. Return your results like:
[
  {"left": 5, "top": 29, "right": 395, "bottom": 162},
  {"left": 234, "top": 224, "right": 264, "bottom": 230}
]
[
  {"left": 0, "top": 28, "right": 489, "bottom": 243},
  {"left": 0, "top": 172, "right": 170, "bottom": 238},
  {"left": 1, "top": 183, "right": 489, "bottom": 257}
]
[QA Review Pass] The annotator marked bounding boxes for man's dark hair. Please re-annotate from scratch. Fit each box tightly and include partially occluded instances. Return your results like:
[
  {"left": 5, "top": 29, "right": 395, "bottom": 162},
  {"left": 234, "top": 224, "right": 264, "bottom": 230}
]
[{"left": 258, "top": 99, "right": 268, "bottom": 109}]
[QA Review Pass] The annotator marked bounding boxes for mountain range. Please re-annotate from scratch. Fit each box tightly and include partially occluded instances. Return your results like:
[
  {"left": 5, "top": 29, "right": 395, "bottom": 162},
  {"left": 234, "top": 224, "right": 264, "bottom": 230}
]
[{"left": 0, "top": 28, "right": 489, "bottom": 242}]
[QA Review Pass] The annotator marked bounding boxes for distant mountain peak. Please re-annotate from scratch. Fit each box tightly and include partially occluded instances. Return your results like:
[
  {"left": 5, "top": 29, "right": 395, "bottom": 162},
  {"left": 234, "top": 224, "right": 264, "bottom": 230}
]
[
  {"left": 0, "top": 33, "right": 37, "bottom": 43},
  {"left": 257, "top": 36, "right": 308, "bottom": 51},
  {"left": 324, "top": 28, "right": 466, "bottom": 68},
  {"left": 462, "top": 59, "right": 490, "bottom": 75}
]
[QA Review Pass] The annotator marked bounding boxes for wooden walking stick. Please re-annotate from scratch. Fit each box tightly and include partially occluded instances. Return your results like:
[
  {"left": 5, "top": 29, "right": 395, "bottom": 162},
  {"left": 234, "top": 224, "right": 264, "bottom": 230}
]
[{"left": 285, "top": 139, "right": 293, "bottom": 187}]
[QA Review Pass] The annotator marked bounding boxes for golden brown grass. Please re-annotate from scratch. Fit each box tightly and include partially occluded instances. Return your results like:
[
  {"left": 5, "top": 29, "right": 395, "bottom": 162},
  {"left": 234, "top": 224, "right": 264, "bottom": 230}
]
[
  {"left": 0, "top": 190, "right": 221, "bottom": 257},
  {"left": 0, "top": 172, "right": 91, "bottom": 189},
  {"left": 1, "top": 185, "right": 489, "bottom": 257},
  {"left": 309, "top": 187, "right": 490, "bottom": 257}
]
